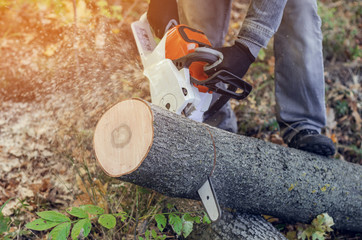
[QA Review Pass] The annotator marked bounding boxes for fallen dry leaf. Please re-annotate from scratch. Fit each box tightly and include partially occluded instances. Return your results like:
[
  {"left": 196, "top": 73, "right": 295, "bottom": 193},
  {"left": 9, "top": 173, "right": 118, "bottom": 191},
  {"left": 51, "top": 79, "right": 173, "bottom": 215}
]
[
  {"left": 326, "top": 108, "right": 337, "bottom": 130},
  {"left": 351, "top": 111, "right": 361, "bottom": 130}
]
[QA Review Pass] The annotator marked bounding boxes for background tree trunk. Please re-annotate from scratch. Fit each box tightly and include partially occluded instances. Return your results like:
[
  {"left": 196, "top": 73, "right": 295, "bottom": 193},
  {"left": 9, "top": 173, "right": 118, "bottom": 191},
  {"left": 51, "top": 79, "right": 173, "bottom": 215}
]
[{"left": 94, "top": 99, "right": 362, "bottom": 232}]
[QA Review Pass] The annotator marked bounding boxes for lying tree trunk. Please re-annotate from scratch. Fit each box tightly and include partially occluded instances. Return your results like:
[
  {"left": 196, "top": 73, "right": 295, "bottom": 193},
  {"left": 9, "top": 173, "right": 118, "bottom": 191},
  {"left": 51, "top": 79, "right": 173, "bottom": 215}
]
[
  {"left": 94, "top": 99, "right": 362, "bottom": 232},
  {"left": 189, "top": 210, "right": 286, "bottom": 240}
]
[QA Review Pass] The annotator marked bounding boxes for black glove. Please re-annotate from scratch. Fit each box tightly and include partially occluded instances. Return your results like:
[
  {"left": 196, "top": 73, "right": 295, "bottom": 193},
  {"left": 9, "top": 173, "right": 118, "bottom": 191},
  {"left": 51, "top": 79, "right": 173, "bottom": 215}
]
[
  {"left": 205, "top": 42, "right": 255, "bottom": 79},
  {"left": 147, "top": 0, "right": 179, "bottom": 38}
]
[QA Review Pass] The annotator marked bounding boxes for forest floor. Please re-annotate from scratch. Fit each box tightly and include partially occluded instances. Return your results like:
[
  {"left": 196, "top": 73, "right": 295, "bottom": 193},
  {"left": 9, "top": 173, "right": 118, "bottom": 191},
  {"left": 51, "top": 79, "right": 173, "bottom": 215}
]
[{"left": 0, "top": 0, "right": 361, "bottom": 239}]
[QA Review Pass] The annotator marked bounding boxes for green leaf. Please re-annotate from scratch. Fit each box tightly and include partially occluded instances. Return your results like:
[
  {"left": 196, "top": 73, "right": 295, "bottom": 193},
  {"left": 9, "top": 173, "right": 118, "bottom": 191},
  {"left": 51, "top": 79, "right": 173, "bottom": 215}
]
[
  {"left": 155, "top": 214, "right": 167, "bottom": 232},
  {"left": 138, "top": 187, "right": 151, "bottom": 194},
  {"left": 0, "top": 199, "right": 13, "bottom": 234},
  {"left": 312, "top": 231, "right": 325, "bottom": 240},
  {"left": 25, "top": 218, "right": 60, "bottom": 231},
  {"left": 98, "top": 214, "right": 116, "bottom": 229},
  {"left": 36, "top": 211, "right": 70, "bottom": 223},
  {"left": 0, "top": 198, "right": 13, "bottom": 214},
  {"left": 311, "top": 213, "right": 334, "bottom": 233},
  {"left": 145, "top": 230, "right": 150, "bottom": 240},
  {"left": 81, "top": 205, "right": 104, "bottom": 215},
  {"left": 182, "top": 214, "right": 194, "bottom": 238},
  {"left": 182, "top": 219, "right": 193, "bottom": 238},
  {"left": 321, "top": 213, "right": 334, "bottom": 232},
  {"left": 113, "top": 212, "right": 127, "bottom": 222},
  {"left": 159, "top": 235, "right": 167, "bottom": 240},
  {"left": 49, "top": 222, "right": 71, "bottom": 240},
  {"left": 0, "top": 215, "right": 11, "bottom": 233},
  {"left": 151, "top": 229, "right": 157, "bottom": 238},
  {"left": 138, "top": 237, "right": 144, "bottom": 240},
  {"left": 202, "top": 214, "right": 211, "bottom": 224},
  {"left": 67, "top": 207, "right": 88, "bottom": 219},
  {"left": 300, "top": 226, "right": 314, "bottom": 240},
  {"left": 300, "top": 231, "right": 308, "bottom": 240},
  {"left": 166, "top": 203, "right": 174, "bottom": 210},
  {"left": 71, "top": 218, "right": 92, "bottom": 240},
  {"left": 182, "top": 213, "right": 193, "bottom": 222},
  {"left": 183, "top": 213, "right": 200, "bottom": 223},
  {"left": 313, "top": 215, "right": 324, "bottom": 228},
  {"left": 169, "top": 214, "right": 182, "bottom": 236}
]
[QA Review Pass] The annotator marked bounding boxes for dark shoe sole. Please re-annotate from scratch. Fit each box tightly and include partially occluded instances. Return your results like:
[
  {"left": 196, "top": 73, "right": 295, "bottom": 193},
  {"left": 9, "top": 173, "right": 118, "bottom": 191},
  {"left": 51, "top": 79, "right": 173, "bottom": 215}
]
[
  {"left": 289, "top": 130, "right": 336, "bottom": 157},
  {"left": 297, "top": 142, "right": 335, "bottom": 156}
]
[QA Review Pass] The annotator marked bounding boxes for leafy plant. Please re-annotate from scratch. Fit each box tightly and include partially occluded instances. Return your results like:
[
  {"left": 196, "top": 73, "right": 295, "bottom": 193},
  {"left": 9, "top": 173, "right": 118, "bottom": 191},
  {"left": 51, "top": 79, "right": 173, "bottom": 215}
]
[
  {"left": 26, "top": 204, "right": 125, "bottom": 239},
  {"left": 318, "top": 1, "right": 361, "bottom": 61},
  {"left": 139, "top": 210, "right": 211, "bottom": 240},
  {"left": 0, "top": 198, "right": 33, "bottom": 239},
  {"left": 26, "top": 202, "right": 209, "bottom": 239},
  {"left": 263, "top": 118, "right": 279, "bottom": 132},
  {"left": 298, "top": 213, "right": 334, "bottom": 240},
  {"left": 0, "top": 199, "right": 12, "bottom": 237},
  {"left": 335, "top": 100, "right": 349, "bottom": 117}
]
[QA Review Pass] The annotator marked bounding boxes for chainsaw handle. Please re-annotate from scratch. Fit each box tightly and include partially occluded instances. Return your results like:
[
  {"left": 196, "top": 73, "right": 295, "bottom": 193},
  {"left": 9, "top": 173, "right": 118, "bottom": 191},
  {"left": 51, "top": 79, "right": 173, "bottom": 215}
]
[
  {"left": 172, "top": 47, "right": 252, "bottom": 100},
  {"left": 172, "top": 47, "right": 222, "bottom": 70},
  {"left": 191, "top": 69, "right": 252, "bottom": 100}
]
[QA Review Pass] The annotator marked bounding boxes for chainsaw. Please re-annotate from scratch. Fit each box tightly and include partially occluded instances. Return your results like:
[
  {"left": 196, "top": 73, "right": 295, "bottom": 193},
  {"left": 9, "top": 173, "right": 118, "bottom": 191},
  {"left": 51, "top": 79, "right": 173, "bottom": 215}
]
[
  {"left": 131, "top": 14, "right": 252, "bottom": 222},
  {"left": 131, "top": 13, "right": 252, "bottom": 123}
]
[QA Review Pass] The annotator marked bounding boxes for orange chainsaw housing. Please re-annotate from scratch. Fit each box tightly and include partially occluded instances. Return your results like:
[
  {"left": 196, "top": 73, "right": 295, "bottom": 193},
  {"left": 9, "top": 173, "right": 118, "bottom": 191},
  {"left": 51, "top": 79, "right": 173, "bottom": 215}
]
[{"left": 165, "top": 25, "right": 211, "bottom": 93}]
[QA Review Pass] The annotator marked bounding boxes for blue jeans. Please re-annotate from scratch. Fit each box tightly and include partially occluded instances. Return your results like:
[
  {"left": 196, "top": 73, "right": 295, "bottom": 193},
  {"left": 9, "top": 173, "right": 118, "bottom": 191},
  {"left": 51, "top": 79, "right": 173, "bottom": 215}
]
[{"left": 178, "top": 0, "right": 326, "bottom": 141}]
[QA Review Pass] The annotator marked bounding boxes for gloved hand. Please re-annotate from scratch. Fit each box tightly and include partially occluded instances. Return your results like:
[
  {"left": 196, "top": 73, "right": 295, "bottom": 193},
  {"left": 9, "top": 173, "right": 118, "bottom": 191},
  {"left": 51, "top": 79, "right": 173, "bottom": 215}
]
[
  {"left": 205, "top": 42, "right": 255, "bottom": 79},
  {"left": 147, "top": 0, "right": 179, "bottom": 38}
]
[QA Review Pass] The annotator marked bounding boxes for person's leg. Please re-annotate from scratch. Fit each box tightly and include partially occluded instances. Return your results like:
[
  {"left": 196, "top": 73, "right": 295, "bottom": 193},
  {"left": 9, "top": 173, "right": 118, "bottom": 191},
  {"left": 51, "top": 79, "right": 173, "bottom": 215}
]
[
  {"left": 178, "top": 0, "right": 232, "bottom": 48},
  {"left": 274, "top": 0, "right": 334, "bottom": 155},
  {"left": 178, "top": 0, "right": 238, "bottom": 133}
]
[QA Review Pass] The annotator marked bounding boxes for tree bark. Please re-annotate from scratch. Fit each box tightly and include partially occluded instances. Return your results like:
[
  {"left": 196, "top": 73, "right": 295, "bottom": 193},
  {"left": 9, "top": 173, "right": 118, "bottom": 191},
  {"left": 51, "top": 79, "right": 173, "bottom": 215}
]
[
  {"left": 94, "top": 99, "right": 362, "bottom": 232},
  {"left": 189, "top": 210, "right": 286, "bottom": 240}
]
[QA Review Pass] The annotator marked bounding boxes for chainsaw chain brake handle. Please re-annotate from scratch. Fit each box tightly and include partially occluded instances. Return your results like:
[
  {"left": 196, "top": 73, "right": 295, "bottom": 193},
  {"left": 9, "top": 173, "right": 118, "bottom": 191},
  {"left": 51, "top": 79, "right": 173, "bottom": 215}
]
[
  {"left": 172, "top": 47, "right": 221, "bottom": 70},
  {"left": 172, "top": 47, "right": 252, "bottom": 101}
]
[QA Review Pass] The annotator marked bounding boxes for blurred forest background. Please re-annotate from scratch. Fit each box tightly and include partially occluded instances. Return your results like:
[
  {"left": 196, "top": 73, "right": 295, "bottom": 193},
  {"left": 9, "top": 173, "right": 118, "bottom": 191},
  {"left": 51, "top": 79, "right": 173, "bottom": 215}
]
[{"left": 0, "top": 0, "right": 360, "bottom": 239}]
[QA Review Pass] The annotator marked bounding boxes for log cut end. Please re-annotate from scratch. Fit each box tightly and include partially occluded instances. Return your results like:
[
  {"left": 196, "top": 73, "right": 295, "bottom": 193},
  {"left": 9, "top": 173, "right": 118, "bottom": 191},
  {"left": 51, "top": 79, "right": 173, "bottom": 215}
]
[{"left": 94, "top": 99, "right": 154, "bottom": 177}]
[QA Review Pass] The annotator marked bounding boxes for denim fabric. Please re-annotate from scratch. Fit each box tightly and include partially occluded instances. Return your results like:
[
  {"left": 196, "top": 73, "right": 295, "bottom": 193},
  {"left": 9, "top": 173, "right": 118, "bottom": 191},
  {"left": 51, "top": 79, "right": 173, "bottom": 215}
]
[
  {"left": 178, "top": 0, "right": 238, "bottom": 133},
  {"left": 237, "top": 0, "right": 287, "bottom": 57},
  {"left": 178, "top": 0, "right": 232, "bottom": 48},
  {"left": 274, "top": 0, "right": 326, "bottom": 143},
  {"left": 178, "top": 0, "right": 326, "bottom": 139}
]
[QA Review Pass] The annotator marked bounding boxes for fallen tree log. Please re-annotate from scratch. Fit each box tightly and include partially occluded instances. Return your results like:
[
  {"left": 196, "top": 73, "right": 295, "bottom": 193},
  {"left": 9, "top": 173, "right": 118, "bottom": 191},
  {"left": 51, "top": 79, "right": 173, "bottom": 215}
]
[
  {"left": 189, "top": 210, "right": 286, "bottom": 240},
  {"left": 94, "top": 99, "right": 362, "bottom": 232}
]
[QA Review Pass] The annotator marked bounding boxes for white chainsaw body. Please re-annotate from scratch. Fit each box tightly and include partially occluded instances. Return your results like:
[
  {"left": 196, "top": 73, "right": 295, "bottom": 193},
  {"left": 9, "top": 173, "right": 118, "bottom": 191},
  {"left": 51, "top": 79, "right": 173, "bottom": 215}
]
[{"left": 131, "top": 14, "right": 212, "bottom": 122}]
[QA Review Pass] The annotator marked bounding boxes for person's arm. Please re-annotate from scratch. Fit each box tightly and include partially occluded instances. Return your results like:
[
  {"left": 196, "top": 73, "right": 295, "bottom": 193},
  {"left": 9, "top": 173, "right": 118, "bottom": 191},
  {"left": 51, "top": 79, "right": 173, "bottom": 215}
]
[
  {"left": 207, "top": 0, "right": 288, "bottom": 78},
  {"left": 237, "top": 0, "right": 287, "bottom": 57},
  {"left": 146, "top": 0, "right": 288, "bottom": 80}
]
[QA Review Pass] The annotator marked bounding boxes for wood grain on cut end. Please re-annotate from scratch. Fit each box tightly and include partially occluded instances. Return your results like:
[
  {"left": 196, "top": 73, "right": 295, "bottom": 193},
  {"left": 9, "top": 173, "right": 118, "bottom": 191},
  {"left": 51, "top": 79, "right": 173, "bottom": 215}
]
[{"left": 93, "top": 99, "right": 154, "bottom": 177}]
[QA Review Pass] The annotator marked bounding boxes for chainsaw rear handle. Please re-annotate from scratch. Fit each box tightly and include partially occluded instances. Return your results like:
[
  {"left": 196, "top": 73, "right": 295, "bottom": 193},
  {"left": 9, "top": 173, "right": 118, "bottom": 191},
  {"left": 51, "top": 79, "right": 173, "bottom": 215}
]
[{"left": 172, "top": 46, "right": 252, "bottom": 100}]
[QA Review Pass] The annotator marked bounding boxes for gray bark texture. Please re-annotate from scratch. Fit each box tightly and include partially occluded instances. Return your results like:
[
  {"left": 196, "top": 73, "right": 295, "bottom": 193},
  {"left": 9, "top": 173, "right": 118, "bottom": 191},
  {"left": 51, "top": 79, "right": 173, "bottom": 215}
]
[
  {"left": 119, "top": 101, "right": 362, "bottom": 232},
  {"left": 189, "top": 210, "right": 286, "bottom": 240}
]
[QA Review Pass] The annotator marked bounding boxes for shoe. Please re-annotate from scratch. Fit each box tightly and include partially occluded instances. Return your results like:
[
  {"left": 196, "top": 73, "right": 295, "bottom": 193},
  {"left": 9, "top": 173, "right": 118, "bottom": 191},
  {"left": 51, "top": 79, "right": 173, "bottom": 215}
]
[{"left": 288, "top": 129, "right": 335, "bottom": 156}]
